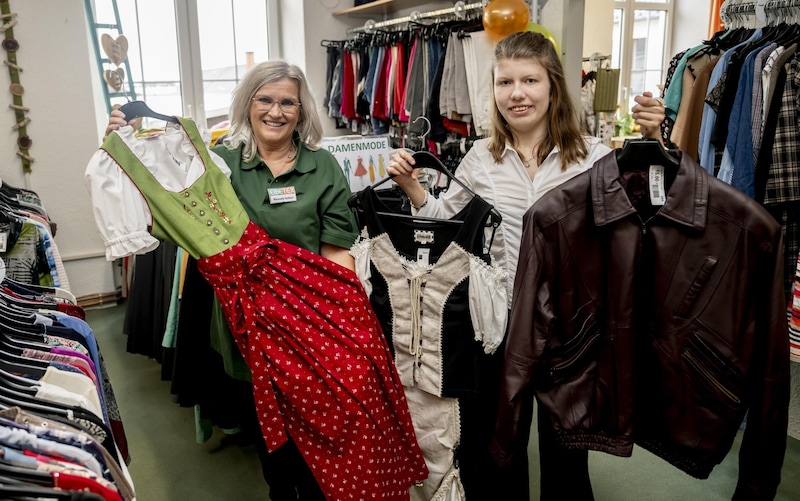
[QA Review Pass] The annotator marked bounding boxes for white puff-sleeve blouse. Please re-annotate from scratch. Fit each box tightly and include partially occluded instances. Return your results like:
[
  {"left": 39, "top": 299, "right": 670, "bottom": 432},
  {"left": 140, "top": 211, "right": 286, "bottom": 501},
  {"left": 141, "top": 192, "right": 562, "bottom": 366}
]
[{"left": 84, "top": 124, "right": 231, "bottom": 261}]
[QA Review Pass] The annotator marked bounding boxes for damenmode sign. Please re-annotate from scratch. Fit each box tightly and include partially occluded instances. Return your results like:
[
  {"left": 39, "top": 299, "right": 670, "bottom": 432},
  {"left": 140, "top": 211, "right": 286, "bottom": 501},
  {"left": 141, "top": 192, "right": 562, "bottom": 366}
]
[{"left": 321, "top": 135, "right": 393, "bottom": 191}]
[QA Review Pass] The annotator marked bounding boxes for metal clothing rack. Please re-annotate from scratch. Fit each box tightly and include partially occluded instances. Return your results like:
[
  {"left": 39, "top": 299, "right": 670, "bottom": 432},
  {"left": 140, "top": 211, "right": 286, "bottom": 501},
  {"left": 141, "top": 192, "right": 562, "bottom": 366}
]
[
  {"left": 720, "top": 0, "right": 800, "bottom": 28},
  {"left": 347, "top": 1, "right": 485, "bottom": 35}
]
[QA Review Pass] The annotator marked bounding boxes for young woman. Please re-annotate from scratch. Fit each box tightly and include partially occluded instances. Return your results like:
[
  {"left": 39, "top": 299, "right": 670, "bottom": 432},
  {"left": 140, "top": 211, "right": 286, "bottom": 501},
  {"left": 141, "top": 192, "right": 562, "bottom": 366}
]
[{"left": 387, "top": 31, "right": 665, "bottom": 500}]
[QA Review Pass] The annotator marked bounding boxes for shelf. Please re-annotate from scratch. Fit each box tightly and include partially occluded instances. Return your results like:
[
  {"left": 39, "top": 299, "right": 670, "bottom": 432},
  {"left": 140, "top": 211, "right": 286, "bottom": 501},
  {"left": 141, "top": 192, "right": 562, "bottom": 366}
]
[{"left": 333, "top": 0, "right": 434, "bottom": 17}]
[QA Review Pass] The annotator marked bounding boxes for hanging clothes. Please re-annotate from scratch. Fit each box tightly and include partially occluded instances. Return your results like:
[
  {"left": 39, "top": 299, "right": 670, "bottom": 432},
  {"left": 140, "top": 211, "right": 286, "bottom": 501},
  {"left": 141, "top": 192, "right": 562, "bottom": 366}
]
[
  {"left": 494, "top": 150, "right": 790, "bottom": 499},
  {"left": 85, "top": 117, "right": 428, "bottom": 500},
  {"left": 350, "top": 182, "right": 525, "bottom": 500}
]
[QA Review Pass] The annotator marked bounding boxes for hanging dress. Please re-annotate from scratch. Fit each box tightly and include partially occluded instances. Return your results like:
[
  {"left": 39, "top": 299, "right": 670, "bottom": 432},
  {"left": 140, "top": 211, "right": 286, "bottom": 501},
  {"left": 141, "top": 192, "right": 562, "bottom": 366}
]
[
  {"left": 350, "top": 186, "right": 509, "bottom": 500},
  {"left": 85, "top": 117, "right": 427, "bottom": 500}
]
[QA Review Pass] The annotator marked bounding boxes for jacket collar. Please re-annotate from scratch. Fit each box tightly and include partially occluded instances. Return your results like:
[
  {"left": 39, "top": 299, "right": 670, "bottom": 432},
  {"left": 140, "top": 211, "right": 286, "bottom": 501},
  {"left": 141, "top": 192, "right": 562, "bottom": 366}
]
[{"left": 591, "top": 150, "right": 708, "bottom": 230}]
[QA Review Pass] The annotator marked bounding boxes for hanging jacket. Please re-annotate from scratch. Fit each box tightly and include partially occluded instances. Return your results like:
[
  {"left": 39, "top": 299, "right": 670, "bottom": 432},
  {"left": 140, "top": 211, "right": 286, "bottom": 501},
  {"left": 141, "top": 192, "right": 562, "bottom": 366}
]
[{"left": 492, "top": 151, "right": 790, "bottom": 500}]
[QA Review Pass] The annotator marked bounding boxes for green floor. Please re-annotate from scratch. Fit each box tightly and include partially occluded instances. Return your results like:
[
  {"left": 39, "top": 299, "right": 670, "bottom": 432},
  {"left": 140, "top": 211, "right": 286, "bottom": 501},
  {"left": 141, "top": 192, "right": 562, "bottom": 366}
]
[{"left": 87, "top": 304, "right": 800, "bottom": 500}]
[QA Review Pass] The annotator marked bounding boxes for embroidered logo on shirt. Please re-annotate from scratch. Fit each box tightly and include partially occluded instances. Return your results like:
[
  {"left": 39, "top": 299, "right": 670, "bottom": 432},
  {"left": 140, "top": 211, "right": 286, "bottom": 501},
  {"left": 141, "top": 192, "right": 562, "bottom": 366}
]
[{"left": 413, "top": 230, "right": 434, "bottom": 245}]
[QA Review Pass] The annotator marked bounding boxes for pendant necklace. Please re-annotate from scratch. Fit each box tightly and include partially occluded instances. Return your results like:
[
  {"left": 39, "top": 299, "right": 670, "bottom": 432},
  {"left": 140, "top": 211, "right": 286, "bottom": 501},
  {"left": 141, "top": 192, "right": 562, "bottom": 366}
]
[{"left": 267, "top": 144, "right": 297, "bottom": 179}]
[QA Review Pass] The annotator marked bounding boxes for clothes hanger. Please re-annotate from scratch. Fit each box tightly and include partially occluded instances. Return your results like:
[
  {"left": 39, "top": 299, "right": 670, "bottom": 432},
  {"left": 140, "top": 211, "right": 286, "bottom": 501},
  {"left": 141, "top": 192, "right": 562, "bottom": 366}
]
[
  {"left": 0, "top": 348, "right": 47, "bottom": 377},
  {"left": 0, "top": 288, "right": 59, "bottom": 311},
  {"left": 118, "top": 100, "right": 179, "bottom": 124},
  {"left": 349, "top": 151, "right": 503, "bottom": 252},
  {"left": 615, "top": 138, "right": 680, "bottom": 172},
  {"left": 354, "top": 150, "right": 503, "bottom": 227},
  {"left": 0, "top": 463, "right": 54, "bottom": 487},
  {"left": 3, "top": 279, "right": 76, "bottom": 305},
  {"left": 0, "top": 310, "right": 48, "bottom": 336},
  {"left": 408, "top": 151, "right": 503, "bottom": 227},
  {"left": 0, "top": 363, "right": 37, "bottom": 393},
  {"left": 0, "top": 483, "right": 92, "bottom": 500}
]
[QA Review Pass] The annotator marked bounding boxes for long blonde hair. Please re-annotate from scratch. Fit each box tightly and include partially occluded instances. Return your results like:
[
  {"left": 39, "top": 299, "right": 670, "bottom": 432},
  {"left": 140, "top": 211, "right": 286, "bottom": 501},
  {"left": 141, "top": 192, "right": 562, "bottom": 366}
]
[
  {"left": 487, "top": 31, "right": 587, "bottom": 171},
  {"left": 223, "top": 60, "right": 323, "bottom": 162}
]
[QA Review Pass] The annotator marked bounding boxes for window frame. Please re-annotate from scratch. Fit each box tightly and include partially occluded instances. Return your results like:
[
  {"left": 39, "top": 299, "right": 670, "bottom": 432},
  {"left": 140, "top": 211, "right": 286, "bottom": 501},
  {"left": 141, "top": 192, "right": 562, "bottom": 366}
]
[
  {"left": 110, "top": 0, "right": 279, "bottom": 127},
  {"left": 614, "top": 0, "right": 674, "bottom": 110}
]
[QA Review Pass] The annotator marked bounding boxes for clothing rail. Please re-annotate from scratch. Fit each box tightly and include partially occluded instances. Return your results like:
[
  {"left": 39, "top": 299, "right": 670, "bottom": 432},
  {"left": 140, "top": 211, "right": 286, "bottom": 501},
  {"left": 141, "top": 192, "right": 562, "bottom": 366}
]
[
  {"left": 721, "top": 0, "right": 800, "bottom": 28},
  {"left": 347, "top": 1, "right": 485, "bottom": 35}
]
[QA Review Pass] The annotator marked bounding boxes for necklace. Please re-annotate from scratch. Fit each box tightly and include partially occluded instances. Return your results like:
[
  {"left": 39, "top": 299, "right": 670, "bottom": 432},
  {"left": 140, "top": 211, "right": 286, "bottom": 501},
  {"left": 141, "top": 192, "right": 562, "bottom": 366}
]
[{"left": 264, "top": 144, "right": 297, "bottom": 178}]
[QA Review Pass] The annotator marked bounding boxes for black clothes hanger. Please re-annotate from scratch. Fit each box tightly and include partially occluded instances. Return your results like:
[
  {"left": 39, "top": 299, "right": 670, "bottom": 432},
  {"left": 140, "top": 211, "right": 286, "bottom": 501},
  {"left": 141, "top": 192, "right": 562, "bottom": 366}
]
[
  {"left": 0, "top": 289, "right": 59, "bottom": 311},
  {"left": 0, "top": 349, "right": 47, "bottom": 378},
  {"left": 118, "top": 101, "right": 179, "bottom": 124},
  {"left": 0, "top": 365, "right": 36, "bottom": 393},
  {"left": 615, "top": 138, "right": 680, "bottom": 171},
  {"left": 0, "top": 483, "right": 101, "bottom": 500},
  {"left": 354, "top": 151, "right": 503, "bottom": 228},
  {"left": 0, "top": 463, "right": 53, "bottom": 487}
]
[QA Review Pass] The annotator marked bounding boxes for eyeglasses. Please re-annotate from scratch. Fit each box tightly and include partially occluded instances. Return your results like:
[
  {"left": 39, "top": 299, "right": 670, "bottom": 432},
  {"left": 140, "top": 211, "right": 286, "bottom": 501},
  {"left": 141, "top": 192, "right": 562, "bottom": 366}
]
[{"left": 251, "top": 96, "right": 301, "bottom": 114}]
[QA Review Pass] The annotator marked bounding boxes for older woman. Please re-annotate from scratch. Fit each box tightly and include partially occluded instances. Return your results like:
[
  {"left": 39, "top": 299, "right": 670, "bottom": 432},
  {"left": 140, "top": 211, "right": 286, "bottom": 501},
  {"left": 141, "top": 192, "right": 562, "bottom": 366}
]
[{"left": 104, "top": 61, "right": 368, "bottom": 500}]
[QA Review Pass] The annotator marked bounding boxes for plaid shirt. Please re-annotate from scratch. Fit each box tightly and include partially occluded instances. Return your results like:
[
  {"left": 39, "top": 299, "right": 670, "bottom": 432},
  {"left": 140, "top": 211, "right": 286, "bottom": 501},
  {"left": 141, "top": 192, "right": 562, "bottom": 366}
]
[
  {"left": 765, "top": 55, "right": 800, "bottom": 205},
  {"left": 762, "top": 53, "right": 800, "bottom": 305}
]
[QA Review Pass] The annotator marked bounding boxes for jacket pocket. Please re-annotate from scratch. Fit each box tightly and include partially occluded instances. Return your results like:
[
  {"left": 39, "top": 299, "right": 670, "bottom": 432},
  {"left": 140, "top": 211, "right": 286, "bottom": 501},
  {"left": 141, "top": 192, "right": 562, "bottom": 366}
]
[
  {"left": 543, "top": 313, "right": 601, "bottom": 388},
  {"left": 674, "top": 255, "right": 718, "bottom": 318},
  {"left": 681, "top": 332, "right": 744, "bottom": 411}
]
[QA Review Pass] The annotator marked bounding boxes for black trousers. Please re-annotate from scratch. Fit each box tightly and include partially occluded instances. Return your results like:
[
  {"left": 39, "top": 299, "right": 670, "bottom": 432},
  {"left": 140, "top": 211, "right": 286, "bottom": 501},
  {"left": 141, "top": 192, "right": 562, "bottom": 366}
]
[
  {"left": 537, "top": 403, "right": 594, "bottom": 501},
  {"left": 244, "top": 389, "right": 325, "bottom": 501},
  {"left": 254, "top": 436, "right": 325, "bottom": 501}
]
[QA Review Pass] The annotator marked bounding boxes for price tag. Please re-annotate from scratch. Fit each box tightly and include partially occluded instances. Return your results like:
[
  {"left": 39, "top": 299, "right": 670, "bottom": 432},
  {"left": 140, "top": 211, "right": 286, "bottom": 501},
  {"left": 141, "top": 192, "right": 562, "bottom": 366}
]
[
  {"left": 649, "top": 165, "right": 666, "bottom": 206},
  {"left": 416, "top": 248, "right": 430, "bottom": 266}
]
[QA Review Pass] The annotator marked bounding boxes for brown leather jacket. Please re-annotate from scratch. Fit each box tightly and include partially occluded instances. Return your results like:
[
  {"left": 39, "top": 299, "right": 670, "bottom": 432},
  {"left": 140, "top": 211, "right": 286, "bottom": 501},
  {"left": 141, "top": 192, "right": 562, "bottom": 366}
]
[{"left": 491, "top": 152, "right": 790, "bottom": 500}]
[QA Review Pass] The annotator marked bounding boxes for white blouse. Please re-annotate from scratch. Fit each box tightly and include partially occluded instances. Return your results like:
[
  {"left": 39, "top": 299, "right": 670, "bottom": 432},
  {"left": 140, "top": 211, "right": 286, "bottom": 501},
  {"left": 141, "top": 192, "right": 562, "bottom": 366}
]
[
  {"left": 414, "top": 136, "right": 611, "bottom": 305},
  {"left": 84, "top": 124, "right": 230, "bottom": 260}
]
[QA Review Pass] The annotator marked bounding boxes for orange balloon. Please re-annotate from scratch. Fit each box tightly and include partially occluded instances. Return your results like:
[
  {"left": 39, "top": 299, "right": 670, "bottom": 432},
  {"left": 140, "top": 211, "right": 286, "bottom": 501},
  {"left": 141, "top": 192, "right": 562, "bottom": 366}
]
[{"left": 482, "top": 0, "right": 530, "bottom": 41}]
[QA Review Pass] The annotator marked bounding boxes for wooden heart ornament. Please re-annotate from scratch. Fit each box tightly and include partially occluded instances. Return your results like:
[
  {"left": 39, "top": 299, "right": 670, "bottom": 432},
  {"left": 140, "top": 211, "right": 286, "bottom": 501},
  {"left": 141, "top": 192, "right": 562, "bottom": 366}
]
[
  {"left": 101, "top": 33, "right": 129, "bottom": 66},
  {"left": 103, "top": 67, "right": 125, "bottom": 92}
]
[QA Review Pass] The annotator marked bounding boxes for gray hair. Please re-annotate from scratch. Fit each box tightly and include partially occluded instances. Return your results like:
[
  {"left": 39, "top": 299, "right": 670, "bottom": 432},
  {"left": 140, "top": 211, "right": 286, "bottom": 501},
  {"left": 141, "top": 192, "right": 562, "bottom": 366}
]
[{"left": 223, "top": 60, "right": 323, "bottom": 162}]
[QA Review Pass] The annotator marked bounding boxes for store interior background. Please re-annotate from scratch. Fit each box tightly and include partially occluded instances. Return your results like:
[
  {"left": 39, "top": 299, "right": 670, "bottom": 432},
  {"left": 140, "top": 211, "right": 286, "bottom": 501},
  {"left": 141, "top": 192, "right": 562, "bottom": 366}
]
[
  {"left": 0, "top": 0, "right": 706, "bottom": 302},
  {"left": 3, "top": 1, "right": 800, "bottom": 495}
]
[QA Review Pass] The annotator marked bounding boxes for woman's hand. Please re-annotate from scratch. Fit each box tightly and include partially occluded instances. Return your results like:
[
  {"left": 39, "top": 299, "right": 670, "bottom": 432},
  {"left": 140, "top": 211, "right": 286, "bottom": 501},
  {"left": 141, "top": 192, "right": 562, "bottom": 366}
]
[
  {"left": 386, "top": 149, "right": 427, "bottom": 209},
  {"left": 631, "top": 91, "right": 665, "bottom": 143},
  {"left": 103, "top": 109, "right": 136, "bottom": 141}
]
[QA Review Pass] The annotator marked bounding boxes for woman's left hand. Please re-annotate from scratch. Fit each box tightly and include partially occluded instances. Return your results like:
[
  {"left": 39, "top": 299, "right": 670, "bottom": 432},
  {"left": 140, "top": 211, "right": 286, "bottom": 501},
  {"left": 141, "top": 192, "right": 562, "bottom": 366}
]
[{"left": 631, "top": 91, "right": 665, "bottom": 142}]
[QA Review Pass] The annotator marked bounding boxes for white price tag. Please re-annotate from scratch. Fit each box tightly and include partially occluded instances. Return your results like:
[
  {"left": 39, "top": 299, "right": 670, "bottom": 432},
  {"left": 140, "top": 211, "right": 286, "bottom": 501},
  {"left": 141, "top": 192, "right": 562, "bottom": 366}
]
[
  {"left": 416, "top": 248, "right": 430, "bottom": 266},
  {"left": 649, "top": 165, "right": 666, "bottom": 206}
]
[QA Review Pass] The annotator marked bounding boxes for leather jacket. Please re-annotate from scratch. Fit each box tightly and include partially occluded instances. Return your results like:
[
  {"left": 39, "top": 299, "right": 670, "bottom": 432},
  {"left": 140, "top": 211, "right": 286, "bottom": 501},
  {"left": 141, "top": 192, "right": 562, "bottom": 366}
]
[{"left": 491, "top": 151, "right": 790, "bottom": 500}]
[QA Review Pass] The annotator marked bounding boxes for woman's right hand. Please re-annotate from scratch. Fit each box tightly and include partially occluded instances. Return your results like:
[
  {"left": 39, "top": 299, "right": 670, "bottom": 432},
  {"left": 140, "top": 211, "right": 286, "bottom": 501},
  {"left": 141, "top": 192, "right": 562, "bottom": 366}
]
[
  {"left": 387, "top": 149, "right": 428, "bottom": 210},
  {"left": 103, "top": 109, "right": 136, "bottom": 141},
  {"left": 386, "top": 149, "right": 419, "bottom": 189}
]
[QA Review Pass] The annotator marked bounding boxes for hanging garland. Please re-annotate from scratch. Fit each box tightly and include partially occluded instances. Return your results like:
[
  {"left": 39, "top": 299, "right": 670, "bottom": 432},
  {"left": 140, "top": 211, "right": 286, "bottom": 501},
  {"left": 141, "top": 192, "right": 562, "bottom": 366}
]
[{"left": 1, "top": 0, "right": 32, "bottom": 174}]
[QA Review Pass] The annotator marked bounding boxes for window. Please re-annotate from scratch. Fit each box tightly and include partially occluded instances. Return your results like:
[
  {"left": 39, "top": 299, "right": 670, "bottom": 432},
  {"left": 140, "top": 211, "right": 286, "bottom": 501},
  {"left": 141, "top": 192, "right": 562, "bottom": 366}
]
[
  {"left": 612, "top": 0, "right": 673, "bottom": 114},
  {"left": 92, "top": 0, "right": 276, "bottom": 128}
]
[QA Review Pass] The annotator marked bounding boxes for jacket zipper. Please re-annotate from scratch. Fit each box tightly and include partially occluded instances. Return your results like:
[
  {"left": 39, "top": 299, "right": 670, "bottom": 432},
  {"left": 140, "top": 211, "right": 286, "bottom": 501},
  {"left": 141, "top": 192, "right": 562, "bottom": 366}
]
[
  {"left": 681, "top": 351, "right": 741, "bottom": 405},
  {"left": 550, "top": 330, "right": 601, "bottom": 374},
  {"left": 639, "top": 215, "right": 656, "bottom": 235}
]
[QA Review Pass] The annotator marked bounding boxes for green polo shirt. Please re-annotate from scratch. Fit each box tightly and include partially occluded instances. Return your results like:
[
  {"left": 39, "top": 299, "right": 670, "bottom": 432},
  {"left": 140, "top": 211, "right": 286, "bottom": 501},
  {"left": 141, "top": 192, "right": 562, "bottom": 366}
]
[{"left": 208, "top": 138, "right": 358, "bottom": 380}]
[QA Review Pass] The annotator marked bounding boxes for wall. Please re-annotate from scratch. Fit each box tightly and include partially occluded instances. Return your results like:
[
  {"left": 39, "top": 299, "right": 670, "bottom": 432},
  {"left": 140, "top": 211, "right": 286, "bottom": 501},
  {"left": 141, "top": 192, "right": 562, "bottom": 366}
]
[
  {"left": 0, "top": 0, "right": 716, "bottom": 301},
  {"left": 0, "top": 0, "right": 115, "bottom": 299},
  {"left": 583, "top": 0, "right": 614, "bottom": 58}
]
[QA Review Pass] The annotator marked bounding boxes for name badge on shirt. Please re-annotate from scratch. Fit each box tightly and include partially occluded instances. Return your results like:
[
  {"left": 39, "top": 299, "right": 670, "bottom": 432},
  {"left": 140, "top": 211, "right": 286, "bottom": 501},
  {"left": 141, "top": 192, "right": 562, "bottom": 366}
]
[
  {"left": 268, "top": 186, "right": 297, "bottom": 204},
  {"left": 0, "top": 231, "right": 7, "bottom": 253}
]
